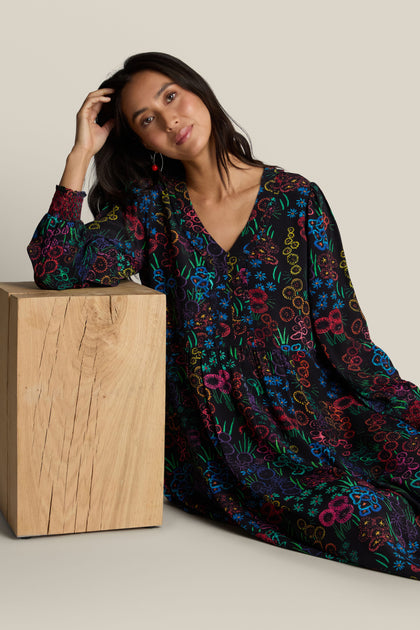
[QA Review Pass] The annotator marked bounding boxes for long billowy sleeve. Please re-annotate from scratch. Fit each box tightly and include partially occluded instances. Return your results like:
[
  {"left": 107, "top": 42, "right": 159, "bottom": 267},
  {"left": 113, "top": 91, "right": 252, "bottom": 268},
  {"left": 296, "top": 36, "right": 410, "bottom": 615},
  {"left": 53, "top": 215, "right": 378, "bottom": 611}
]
[
  {"left": 305, "top": 182, "right": 420, "bottom": 425},
  {"left": 27, "top": 185, "right": 148, "bottom": 289}
]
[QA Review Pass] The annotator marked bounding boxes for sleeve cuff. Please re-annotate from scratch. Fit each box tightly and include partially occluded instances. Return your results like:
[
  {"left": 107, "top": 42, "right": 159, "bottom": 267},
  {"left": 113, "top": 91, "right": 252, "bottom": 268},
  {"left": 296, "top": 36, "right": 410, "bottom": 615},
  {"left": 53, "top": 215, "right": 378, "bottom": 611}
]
[{"left": 48, "top": 185, "right": 87, "bottom": 221}]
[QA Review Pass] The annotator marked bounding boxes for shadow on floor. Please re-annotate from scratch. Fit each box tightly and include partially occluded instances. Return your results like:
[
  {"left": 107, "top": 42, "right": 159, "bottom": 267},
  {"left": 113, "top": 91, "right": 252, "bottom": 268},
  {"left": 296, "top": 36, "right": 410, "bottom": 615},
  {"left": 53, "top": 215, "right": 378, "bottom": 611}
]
[{"left": 0, "top": 512, "right": 17, "bottom": 539}]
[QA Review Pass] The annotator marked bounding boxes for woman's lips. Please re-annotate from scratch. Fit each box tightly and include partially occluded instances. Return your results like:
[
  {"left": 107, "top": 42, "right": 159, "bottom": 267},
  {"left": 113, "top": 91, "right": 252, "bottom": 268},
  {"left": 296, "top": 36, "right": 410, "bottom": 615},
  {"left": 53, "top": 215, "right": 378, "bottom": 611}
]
[{"left": 175, "top": 125, "right": 193, "bottom": 145}]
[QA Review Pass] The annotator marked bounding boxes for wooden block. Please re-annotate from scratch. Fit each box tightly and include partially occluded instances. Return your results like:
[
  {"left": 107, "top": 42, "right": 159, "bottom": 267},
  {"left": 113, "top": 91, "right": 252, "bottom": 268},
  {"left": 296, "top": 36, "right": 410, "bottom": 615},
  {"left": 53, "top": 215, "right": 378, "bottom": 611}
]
[{"left": 0, "top": 281, "right": 166, "bottom": 537}]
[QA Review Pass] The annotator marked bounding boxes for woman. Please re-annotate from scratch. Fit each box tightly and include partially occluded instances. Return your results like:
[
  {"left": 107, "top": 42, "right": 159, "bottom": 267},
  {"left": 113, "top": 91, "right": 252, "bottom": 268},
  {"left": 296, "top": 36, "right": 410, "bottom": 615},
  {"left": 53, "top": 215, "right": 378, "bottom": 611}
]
[{"left": 28, "top": 52, "right": 420, "bottom": 579}]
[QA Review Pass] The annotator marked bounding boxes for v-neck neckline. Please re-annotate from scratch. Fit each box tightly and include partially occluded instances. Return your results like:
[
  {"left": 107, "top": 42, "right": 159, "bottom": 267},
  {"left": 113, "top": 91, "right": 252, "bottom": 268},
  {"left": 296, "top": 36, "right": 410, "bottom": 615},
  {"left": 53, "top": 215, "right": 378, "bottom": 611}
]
[{"left": 182, "top": 166, "right": 269, "bottom": 256}]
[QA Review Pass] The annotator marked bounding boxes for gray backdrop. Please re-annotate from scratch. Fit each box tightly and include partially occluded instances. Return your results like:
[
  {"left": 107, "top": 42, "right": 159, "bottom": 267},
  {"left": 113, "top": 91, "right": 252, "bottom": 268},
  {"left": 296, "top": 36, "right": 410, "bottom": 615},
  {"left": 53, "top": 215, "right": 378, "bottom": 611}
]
[{"left": 1, "top": 1, "right": 419, "bottom": 627}]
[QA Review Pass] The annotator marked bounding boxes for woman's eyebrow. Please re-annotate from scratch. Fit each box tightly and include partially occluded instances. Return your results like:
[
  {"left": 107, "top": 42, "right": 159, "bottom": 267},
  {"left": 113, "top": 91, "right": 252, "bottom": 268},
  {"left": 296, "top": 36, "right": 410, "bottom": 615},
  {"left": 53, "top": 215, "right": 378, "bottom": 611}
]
[{"left": 131, "top": 82, "right": 175, "bottom": 123}]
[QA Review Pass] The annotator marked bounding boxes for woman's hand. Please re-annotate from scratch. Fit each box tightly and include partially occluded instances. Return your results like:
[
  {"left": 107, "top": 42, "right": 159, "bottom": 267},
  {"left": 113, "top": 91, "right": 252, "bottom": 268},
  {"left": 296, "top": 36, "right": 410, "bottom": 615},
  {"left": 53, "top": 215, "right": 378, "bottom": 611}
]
[
  {"left": 74, "top": 88, "right": 115, "bottom": 158},
  {"left": 59, "top": 88, "right": 115, "bottom": 191}
]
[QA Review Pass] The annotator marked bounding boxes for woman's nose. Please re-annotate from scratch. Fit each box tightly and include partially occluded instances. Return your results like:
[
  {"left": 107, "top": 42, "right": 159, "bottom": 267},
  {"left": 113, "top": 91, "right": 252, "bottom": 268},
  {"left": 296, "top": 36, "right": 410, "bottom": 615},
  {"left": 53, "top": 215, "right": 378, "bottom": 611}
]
[{"left": 162, "top": 111, "right": 179, "bottom": 132}]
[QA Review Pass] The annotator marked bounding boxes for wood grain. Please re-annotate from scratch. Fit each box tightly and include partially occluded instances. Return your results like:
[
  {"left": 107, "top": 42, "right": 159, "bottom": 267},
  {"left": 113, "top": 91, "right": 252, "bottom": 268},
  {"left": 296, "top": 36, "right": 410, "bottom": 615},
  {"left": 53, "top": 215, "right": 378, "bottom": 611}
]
[{"left": 0, "top": 282, "right": 166, "bottom": 537}]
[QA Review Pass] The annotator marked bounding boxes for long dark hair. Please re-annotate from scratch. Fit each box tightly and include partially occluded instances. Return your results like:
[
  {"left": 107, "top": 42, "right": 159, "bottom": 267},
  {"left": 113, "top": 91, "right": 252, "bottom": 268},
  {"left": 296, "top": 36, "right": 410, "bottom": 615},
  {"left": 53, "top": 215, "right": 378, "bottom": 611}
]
[{"left": 88, "top": 52, "right": 264, "bottom": 216}]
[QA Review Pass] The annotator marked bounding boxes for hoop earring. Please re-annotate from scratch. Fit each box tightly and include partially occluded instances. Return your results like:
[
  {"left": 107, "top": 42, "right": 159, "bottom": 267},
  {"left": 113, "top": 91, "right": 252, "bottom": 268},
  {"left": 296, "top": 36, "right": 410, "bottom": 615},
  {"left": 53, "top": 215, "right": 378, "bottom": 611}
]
[{"left": 151, "top": 152, "right": 164, "bottom": 172}]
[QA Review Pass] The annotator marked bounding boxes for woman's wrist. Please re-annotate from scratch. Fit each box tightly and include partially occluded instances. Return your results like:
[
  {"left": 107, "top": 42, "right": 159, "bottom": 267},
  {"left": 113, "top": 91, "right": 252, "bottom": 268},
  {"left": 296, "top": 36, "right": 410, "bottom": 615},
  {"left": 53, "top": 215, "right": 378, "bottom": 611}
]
[{"left": 59, "top": 148, "right": 93, "bottom": 191}]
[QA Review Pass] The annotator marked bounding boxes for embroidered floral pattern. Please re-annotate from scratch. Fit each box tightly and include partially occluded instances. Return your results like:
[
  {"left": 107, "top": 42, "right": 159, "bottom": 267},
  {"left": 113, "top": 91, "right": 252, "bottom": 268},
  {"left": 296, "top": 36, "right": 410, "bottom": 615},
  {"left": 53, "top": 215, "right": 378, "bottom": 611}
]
[{"left": 28, "top": 167, "right": 420, "bottom": 578}]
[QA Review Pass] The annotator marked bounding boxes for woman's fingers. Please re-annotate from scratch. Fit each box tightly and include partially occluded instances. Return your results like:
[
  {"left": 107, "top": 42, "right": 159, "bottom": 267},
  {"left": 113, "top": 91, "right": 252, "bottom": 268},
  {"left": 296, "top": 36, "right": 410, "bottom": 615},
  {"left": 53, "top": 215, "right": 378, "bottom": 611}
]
[
  {"left": 82, "top": 87, "right": 115, "bottom": 103},
  {"left": 77, "top": 88, "right": 115, "bottom": 121},
  {"left": 101, "top": 118, "right": 115, "bottom": 134}
]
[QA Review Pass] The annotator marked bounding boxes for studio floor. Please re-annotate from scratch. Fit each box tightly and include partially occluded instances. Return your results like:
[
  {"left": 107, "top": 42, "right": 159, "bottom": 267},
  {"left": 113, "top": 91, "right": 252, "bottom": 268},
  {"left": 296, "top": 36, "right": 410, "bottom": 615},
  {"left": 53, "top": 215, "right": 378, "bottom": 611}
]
[{"left": 0, "top": 500, "right": 418, "bottom": 629}]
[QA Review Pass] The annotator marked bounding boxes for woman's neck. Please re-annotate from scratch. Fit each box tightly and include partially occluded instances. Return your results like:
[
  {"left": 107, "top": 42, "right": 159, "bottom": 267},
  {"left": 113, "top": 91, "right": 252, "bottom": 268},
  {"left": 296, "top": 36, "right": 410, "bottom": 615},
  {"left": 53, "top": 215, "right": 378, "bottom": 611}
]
[{"left": 182, "top": 146, "right": 247, "bottom": 203}]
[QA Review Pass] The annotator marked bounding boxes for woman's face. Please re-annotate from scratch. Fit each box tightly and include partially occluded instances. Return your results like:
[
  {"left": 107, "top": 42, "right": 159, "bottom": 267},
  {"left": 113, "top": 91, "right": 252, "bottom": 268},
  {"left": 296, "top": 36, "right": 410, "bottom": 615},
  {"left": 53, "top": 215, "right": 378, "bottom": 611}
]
[{"left": 121, "top": 70, "right": 212, "bottom": 162}]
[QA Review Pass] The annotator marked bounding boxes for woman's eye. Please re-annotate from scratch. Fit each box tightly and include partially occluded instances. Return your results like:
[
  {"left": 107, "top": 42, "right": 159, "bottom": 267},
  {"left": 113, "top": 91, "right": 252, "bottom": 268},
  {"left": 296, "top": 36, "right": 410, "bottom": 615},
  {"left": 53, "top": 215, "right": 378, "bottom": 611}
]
[
  {"left": 166, "top": 91, "right": 176, "bottom": 103},
  {"left": 142, "top": 115, "right": 154, "bottom": 127}
]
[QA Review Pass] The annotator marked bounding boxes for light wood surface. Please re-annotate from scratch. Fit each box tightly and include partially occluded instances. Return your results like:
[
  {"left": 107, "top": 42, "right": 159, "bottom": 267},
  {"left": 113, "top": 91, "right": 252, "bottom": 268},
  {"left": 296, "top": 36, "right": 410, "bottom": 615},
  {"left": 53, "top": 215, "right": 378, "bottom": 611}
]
[
  {"left": 0, "top": 281, "right": 166, "bottom": 536},
  {"left": 0, "top": 289, "right": 9, "bottom": 520}
]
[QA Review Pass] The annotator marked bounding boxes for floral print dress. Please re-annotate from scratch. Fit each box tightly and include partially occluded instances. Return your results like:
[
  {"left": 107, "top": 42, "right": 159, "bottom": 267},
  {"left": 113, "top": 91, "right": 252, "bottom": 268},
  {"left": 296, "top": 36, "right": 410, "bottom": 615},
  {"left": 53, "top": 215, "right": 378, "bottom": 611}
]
[{"left": 28, "top": 166, "right": 420, "bottom": 578}]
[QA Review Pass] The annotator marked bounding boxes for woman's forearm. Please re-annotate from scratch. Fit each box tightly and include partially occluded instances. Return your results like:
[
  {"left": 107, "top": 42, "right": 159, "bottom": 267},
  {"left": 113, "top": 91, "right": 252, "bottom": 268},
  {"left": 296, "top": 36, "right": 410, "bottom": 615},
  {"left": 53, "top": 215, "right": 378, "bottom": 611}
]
[{"left": 59, "top": 147, "right": 92, "bottom": 192}]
